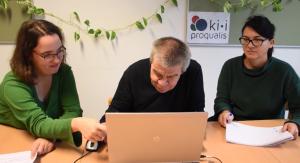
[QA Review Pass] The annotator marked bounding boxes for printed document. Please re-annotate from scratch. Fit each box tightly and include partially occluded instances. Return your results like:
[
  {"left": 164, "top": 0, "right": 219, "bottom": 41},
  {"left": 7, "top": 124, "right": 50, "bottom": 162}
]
[
  {"left": 0, "top": 151, "right": 37, "bottom": 163},
  {"left": 226, "top": 122, "right": 294, "bottom": 146}
]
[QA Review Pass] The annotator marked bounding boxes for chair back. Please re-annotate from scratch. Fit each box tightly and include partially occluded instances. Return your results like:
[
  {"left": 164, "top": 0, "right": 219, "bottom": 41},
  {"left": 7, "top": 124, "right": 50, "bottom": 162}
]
[{"left": 108, "top": 97, "right": 113, "bottom": 106}]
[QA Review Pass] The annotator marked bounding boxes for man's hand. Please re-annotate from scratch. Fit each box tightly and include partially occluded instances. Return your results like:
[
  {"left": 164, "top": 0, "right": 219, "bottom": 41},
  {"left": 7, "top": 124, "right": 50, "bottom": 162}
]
[
  {"left": 218, "top": 110, "right": 234, "bottom": 127},
  {"left": 71, "top": 117, "right": 107, "bottom": 143},
  {"left": 282, "top": 122, "right": 299, "bottom": 140},
  {"left": 31, "top": 138, "right": 54, "bottom": 159}
]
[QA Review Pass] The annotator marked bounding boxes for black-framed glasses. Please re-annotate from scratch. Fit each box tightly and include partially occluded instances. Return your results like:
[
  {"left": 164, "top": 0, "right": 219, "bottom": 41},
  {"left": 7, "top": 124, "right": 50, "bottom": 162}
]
[
  {"left": 239, "top": 37, "right": 268, "bottom": 47},
  {"left": 33, "top": 46, "right": 66, "bottom": 62}
]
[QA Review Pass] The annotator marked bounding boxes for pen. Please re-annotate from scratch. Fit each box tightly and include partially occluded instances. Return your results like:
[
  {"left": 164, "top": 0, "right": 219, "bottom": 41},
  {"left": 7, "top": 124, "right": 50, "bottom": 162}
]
[{"left": 226, "top": 113, "right": 232, "bottom": 122}]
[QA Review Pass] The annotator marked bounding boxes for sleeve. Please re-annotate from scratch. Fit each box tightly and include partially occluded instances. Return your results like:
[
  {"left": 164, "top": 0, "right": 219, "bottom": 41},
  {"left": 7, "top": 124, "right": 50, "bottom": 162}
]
[
  {"left": 59, "top": 66, "right": 83, "bottom": 119},
  {"left": 58, "top": 66, "right": 83, "bottom": 146},
  {"left": 214, "top": 61, "right": 233, "bottom": 116},
  {"left": 283, "top": 68, "right": 300, "bottom": 127},
  {"left": 100, "top": 69, "right": 134, "bottom": 123},
  {"left": 2, "top": 80, "right": 81, "bottom": 147},
  {"left": 186, "top": 62, "right": 205, "bottom": 112}
]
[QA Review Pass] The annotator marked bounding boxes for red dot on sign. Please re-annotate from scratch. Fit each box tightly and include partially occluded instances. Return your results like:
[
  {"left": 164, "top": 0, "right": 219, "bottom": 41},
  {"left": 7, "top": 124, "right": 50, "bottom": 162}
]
[{"left": 192, "top": 16, "right": 199, "bottom": 24}]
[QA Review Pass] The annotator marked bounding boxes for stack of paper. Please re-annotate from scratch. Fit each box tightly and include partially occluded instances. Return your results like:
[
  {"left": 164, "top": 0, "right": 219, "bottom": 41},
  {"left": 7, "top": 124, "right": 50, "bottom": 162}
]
[
  {"left": 226, "top": 122, "right": 294, "bottom": 146},
  {"left": 0, "top": 151, "right": 37, "bottom": 163}
]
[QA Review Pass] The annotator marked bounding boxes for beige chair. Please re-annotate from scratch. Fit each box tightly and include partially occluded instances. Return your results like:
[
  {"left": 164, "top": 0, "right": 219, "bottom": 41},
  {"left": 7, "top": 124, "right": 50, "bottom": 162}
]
[
  {"left": 108, "top": 97, "right": 113, "bottom": 106},
  {"left": 285, "top": 102, "right": 291, "bottom": 119}
]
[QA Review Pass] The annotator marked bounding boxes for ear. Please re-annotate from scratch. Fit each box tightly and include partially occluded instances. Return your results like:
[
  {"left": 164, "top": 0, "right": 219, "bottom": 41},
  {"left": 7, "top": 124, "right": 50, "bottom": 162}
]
[{"left": 269, "top": 39, "right": 275, "bottom": 48}]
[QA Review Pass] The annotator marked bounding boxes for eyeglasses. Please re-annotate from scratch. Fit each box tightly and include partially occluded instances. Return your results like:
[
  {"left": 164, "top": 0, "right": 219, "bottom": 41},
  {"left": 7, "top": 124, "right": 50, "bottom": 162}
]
[
  {"left": 239, "top": 37, "right": 268, "bottom": 47},
  {"left": 33, "top": 46, "right": 66, "bottom": 62}
]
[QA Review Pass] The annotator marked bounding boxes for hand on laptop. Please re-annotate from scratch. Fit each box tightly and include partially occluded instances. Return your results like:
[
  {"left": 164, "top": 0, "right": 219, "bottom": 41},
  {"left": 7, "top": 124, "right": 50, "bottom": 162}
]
[
  {"left": 101, "top": 122, "right": 108, "bottom": 143},
  {"left": 71, "top": 117, "right": 107, "bottom": 142},
  {"left": 218, "top": 110, "right": 234, "bottom": 127}
]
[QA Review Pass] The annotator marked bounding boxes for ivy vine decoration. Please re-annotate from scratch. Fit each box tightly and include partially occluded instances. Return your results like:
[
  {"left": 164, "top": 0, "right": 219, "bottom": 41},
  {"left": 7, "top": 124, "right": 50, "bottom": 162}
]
[
  {"left": 211, "top": 0, "right": 299, "bottom": 14},
  {"left": 0, "top": 0, "right": 178, "bottom": 42}
]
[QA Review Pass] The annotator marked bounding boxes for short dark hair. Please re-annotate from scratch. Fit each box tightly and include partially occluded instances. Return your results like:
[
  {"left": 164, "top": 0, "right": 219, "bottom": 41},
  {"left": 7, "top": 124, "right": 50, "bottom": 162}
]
[
  {"left": 150, "top": 37, "right": 191, "bottom": 73},
  {"left": 10, "top": 19, "right": 66, "bottom": 85},
  {"left": 242, "top": 15, "right": 275, "bottom": 58}
]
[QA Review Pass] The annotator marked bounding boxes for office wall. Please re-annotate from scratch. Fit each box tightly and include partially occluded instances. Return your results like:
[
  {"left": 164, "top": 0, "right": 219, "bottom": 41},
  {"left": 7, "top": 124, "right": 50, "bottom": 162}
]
[
  {"left": 0, "top": 0, "right": 299, "bottom": 119},
  {"left": 188, "top": 0, "right": 300, "bottom": 46}
]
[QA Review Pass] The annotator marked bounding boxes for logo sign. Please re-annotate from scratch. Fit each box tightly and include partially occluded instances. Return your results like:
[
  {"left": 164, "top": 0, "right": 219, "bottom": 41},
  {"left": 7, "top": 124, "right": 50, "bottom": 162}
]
[
  {"left": 153, "top": 136, "right": 160, "bottom": 142},
  {"left": 187, "top": 12, "right": 230, "bottom": 44}
]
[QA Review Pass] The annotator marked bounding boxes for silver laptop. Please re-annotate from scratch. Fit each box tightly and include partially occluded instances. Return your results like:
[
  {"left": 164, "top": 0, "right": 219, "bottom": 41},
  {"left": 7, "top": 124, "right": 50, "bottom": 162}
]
[{"left": 105, "top": 112, "right": 208, "bottom": 163}]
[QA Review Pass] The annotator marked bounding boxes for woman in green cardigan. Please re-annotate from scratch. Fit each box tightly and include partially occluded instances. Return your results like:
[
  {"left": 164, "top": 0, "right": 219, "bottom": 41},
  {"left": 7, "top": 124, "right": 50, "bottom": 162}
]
[
  {"left": 213, "top": 15, "right": 300, "bottom": 139},
  {"left": 0, "top": 19, "right": 106, "bottom": 158}
]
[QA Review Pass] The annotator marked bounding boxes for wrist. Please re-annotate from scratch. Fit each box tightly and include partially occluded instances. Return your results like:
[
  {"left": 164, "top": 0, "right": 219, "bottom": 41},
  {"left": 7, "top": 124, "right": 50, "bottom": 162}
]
[
  {"left": 221, "top": 110, "right": 230, "bottom": 115},
  {"left": 71, "top": 118, "right": 80, "bottom": 133}
]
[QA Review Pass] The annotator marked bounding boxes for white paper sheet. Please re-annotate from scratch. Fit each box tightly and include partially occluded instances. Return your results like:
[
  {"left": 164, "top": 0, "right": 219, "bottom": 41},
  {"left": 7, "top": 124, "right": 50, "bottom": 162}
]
[
  {"left": 0, "top": 151, "right": 37, "bottom": 163},
  {"left": 226, "top": 122, "right": 294, "bottom": 147}
]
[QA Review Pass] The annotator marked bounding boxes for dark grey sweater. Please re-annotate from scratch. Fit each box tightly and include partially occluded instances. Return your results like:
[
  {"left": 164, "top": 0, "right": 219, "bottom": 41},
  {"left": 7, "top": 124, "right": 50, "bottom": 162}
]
[{"left": 214, "top": 55, "right": 300, "bottom": 126}]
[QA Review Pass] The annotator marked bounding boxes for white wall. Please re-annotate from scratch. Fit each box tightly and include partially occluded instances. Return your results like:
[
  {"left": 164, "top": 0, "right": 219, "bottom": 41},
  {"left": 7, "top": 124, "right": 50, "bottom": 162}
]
[{"left": 0, "top": 0, "right": 299, "bottom": 119}]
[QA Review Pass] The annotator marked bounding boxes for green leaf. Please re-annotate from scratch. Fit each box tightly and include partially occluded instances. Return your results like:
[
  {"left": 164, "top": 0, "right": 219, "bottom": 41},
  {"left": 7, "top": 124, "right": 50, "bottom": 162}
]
[
  {"left": 58, "top": 26, "right": 62, "bottom": 32},
  {"left": 0, "top": 0, "right": 9, "bottom": 9},
  {"left": 274, "top": 5, "right": 284, "bottom": 12},
  {"left": 74, "top": 32, "right": 80, "bottom": 42},
  {"left": 73, "top": 12, "right": 80, "bottom": 21},
  {"left": 17, "top": 0, "right": 32, "bottom": 6},
  {"left": 111, "top": 31, "right": 116, "bottom": 41},
  {"left": 143, "top": 17, "right": 147, "bottom": 27},
  {"left": 27, "top": 6, "right": 36, "bottom": 14},
  {"left": 84, "top": 20, "right": 90, "bottom": 26},
  {"left": 161, "top": 5, "right": 165, "bottom": 13},
  {"left": 95, "top": 29, "right": 101, "bottom": 34},
  {"left": 272, "top": 0, "right": 282, "bottom": 6},
  {"left": 88, "top": 29, "right": 95, "bottom": 34},
  {"left": 240, "top": 0, "right": 245, "bottom": 7},
  {"left": 156, "top": 13, "right": 162, "bottom": 23},
  {"left": 235, "top": 5, "right": 243, "bottom": 12},
  {"left": 135, "top": 21, "right": 144, "bottom": 29},
  {"left": 35, "top": 8, "right": 45, "bottom": 15},
  {"left": 260, "top": 0, "right": 268, "bottom": 7},
  {"left": 106, "top": 31, "right": 110, "bottom": 40},
  {"left": 94, "top": 29, "right": 101, "bottom": 38},
  {"left": 223, "top": 1, "right": 231, "bottom": 14},
  {"left": 172, "top": 0, "right": 178, "bottom": 7},
  {"left": 223, "top": 7, "right": 228, "bottom": 14}
]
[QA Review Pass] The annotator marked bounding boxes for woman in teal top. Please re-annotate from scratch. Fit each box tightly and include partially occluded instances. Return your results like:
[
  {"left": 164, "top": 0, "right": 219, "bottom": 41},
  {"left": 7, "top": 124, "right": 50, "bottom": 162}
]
[
  {"left": 0, "top": 20, "right": 106, "bottom": 158},
  {"left": 212, "top": 15, "right": 300, "bottom": 139}
]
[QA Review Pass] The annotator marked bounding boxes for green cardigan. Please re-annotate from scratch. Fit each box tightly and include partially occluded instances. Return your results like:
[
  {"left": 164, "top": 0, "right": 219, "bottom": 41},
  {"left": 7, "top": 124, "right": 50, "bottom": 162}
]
[
  {"left": 214, "top": 55, "right": 300, "bottom": 127},
  {"left": 0, "top": 65, "right": 82, "bottom": 146}
]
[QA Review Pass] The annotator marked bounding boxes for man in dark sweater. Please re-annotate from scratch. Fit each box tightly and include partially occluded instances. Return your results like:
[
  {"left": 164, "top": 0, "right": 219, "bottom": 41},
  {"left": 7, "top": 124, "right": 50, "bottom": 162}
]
[{"left": 100, "top": 37, "right": 205, "bottom": 123}]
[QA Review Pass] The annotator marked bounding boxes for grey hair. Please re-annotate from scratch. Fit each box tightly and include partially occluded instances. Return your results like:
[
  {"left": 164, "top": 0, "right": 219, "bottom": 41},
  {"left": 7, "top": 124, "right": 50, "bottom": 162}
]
[{"left": 149, "top": 37, "right": 191, "bottom": 73}]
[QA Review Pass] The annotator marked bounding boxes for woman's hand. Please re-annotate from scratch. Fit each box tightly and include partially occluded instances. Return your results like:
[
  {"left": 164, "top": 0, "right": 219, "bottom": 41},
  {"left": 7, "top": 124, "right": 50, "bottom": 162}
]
[
  {"left": 101, "top": 122, "right": 107, "bottom": 143},
  {"left": 31, "top": 138, "right": 54, "bottom": 159},
  {"left": 71, "top": 117, "right": 107, "bottom": 143},
  {"left": 218, "top": 110, "right": 234, "bottom": 127},
  {"left": 282, "top": 122, "right": 299, "bottom": 140}
]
